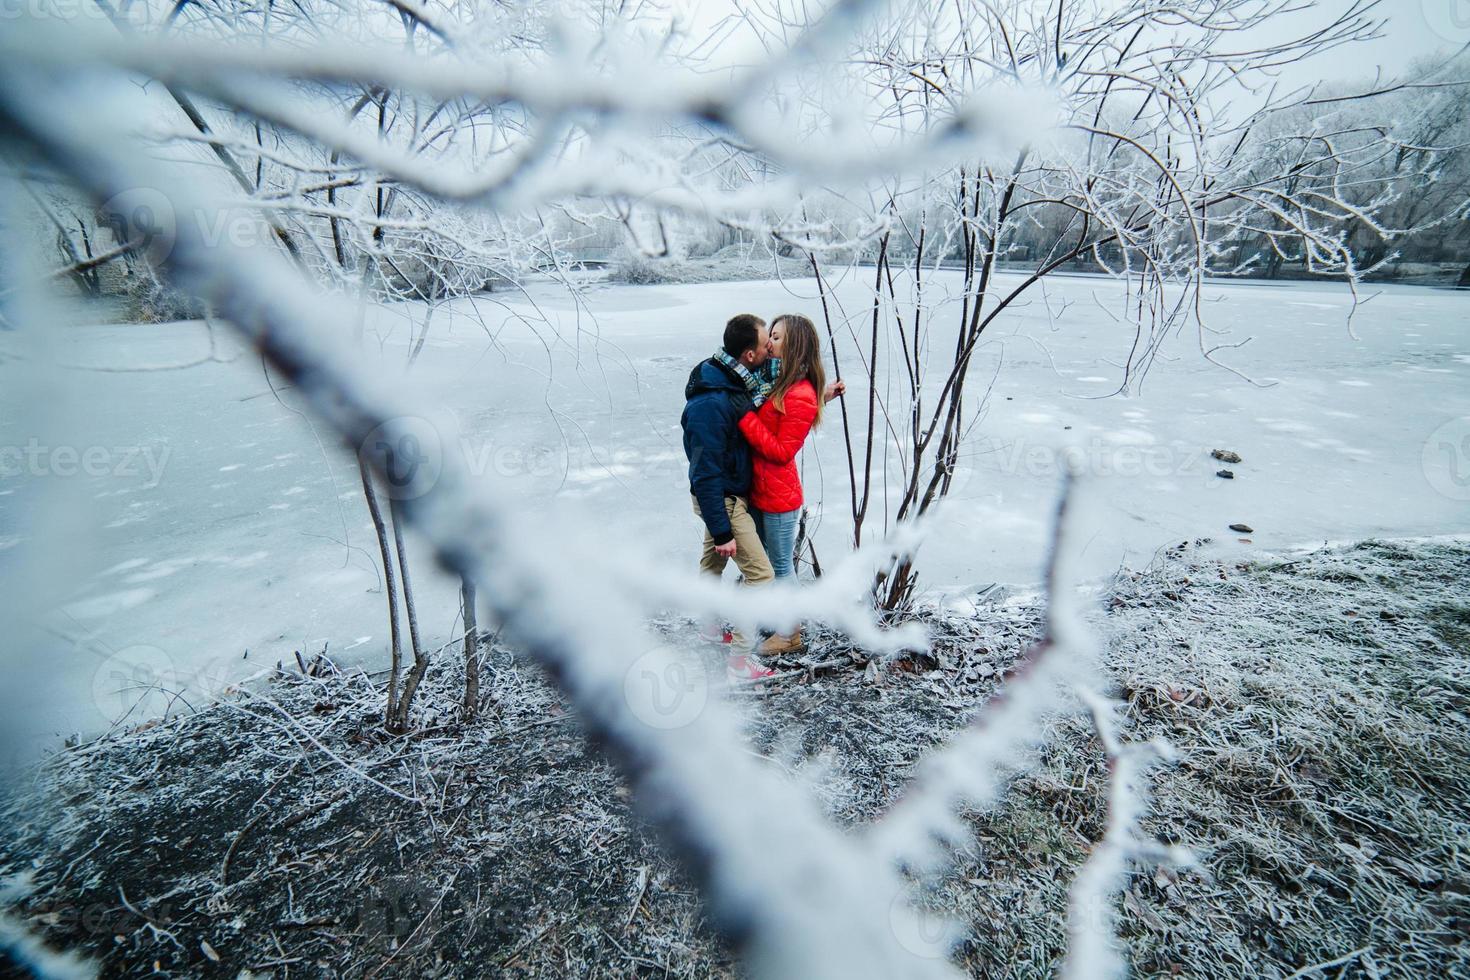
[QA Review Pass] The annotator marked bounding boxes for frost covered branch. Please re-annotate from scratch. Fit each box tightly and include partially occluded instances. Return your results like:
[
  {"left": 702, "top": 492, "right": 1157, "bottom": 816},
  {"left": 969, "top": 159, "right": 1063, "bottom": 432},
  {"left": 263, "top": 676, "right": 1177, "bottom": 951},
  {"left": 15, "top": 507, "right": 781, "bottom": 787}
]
[
  {"left": 0, "top": 47, "right": 1172, "bottom": 978},
  {"left": 0, "top": 911, "right": 94, "bottom": 980},
  {"left": 0, "top": 61, "right": 959, "bottom": 980},
  {"left": 0, "top": 877, "right": 94, "bottom": 980}
]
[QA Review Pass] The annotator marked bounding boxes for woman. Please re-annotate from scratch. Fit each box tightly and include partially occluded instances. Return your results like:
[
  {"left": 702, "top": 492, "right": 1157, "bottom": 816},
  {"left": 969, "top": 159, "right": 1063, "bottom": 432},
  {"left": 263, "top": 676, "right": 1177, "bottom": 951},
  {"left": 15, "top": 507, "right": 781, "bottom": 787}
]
[{"left": 738, "top": 313, "right": 844, "bottom": 656}]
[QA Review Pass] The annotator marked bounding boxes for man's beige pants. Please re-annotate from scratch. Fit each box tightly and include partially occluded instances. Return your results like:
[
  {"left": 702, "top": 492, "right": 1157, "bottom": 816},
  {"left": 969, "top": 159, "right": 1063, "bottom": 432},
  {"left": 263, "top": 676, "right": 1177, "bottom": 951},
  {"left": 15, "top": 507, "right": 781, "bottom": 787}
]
[{"left": 692, "top": 495, "right": 774, "bottom": 586}]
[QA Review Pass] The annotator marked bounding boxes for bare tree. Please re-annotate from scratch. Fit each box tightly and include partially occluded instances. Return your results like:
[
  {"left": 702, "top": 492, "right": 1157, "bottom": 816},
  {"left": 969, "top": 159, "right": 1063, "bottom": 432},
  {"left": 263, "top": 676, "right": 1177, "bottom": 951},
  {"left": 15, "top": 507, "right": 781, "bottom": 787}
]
[
  {"left": 358, "top": 459, "right": 405, "bottom": 727},
  {"left": 738, "top": 0, "right": 1465, "bottom": 610},
  {"left": 460, "top": 576, "right": 479, "bottom": 721},
  {"left": 386, "top": 496, "right": 429, "bottom": 732}
]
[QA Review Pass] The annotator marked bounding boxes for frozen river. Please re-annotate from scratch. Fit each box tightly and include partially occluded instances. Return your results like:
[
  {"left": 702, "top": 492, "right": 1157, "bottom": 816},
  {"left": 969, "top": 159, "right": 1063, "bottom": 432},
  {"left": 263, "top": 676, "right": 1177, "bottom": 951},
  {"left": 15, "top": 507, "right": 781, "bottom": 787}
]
[{"left": 2, "top": 271, "right": 1467, "bottom": 743}]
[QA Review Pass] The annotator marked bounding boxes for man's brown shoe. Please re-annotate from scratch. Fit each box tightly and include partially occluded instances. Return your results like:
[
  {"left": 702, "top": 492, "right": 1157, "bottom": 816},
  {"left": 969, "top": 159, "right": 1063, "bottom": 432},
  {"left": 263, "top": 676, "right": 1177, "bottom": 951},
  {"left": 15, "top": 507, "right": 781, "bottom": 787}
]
[{"left": 757, "top": 628, "right": 803, "bottom": 657}]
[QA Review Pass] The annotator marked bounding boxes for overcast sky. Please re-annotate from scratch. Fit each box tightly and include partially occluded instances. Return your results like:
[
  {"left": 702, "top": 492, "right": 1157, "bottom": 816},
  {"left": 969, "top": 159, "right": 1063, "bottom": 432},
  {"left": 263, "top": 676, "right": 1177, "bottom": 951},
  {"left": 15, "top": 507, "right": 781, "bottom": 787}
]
[
  {"left": 1257, "top": 0, "right": 1463, "bottom": 85},
  {"left": 671, "top": 0, "right": 1465, "bottom": 88}
]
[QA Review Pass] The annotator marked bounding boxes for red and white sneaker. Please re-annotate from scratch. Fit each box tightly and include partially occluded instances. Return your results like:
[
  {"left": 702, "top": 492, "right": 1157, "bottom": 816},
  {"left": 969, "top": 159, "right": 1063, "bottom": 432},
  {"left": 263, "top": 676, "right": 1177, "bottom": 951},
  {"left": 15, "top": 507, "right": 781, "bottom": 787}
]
[{"left": 725, "top": 654, "right": 775, "bottom": 682}]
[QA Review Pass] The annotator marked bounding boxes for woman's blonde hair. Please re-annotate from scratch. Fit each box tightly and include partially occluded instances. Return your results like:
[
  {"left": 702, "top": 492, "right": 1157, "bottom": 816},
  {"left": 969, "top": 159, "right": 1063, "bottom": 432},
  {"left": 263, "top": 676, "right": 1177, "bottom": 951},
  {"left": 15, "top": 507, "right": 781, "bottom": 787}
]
[{"left": 768, "top": 313, "right": 825, "bottom": 426}]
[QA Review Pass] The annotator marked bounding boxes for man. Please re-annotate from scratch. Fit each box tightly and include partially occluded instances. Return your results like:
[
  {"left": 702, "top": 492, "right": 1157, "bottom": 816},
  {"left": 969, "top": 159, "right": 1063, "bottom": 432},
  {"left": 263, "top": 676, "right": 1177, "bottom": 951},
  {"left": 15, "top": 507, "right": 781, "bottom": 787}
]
[{"left": 681, "top": 313, "right": 776, "bottom": 595}]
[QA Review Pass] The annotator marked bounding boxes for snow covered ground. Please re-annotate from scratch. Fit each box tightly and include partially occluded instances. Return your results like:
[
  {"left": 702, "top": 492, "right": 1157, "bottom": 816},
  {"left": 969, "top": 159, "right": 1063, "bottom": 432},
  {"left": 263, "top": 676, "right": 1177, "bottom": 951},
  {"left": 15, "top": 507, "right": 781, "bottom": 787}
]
[{"left": 2, "top": 271, "right": 1467, "bottom": 741}]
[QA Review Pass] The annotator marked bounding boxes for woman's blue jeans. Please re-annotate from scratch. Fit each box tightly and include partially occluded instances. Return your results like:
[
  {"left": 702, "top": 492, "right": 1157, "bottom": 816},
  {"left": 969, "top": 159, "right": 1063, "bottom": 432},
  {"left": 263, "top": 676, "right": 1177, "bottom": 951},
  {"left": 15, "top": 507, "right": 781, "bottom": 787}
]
[{"left": 757, "top": 507, "right": 801, "bottom": 580}]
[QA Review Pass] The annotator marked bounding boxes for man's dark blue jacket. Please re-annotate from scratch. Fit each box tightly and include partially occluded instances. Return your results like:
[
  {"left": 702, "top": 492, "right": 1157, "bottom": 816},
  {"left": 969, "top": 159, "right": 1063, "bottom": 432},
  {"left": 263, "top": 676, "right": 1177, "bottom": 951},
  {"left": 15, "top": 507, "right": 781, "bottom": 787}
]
[{"left": 681, "top": 357, "right": 753, "bottom": 546}]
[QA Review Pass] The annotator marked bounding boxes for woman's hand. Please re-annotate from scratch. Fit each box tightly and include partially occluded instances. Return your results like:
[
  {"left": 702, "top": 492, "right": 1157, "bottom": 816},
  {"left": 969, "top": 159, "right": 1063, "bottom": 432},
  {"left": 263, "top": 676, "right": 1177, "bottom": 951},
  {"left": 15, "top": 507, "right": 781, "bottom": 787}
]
[{"left": 823, "top": 380, "right": 847, "bottom": 404}]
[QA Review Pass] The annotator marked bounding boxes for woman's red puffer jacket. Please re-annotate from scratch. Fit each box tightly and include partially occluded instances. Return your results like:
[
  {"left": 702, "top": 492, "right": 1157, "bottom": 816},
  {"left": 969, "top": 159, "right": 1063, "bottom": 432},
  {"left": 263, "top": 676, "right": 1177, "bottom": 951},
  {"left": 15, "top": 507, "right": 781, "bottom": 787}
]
[{"left": 738, "top": 379, "right": 818, "bottom": 513}]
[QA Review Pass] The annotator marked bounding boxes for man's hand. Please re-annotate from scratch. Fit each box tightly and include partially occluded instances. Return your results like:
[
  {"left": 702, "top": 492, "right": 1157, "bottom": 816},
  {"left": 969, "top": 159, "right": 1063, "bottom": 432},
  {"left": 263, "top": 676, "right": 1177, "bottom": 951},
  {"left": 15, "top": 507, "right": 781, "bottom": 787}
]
[
  {"left": 823, "top": 380, "right": 847, "bottom": 404},
  {"left": 715, "top": 540, "right": 739, "bottom": 558}
]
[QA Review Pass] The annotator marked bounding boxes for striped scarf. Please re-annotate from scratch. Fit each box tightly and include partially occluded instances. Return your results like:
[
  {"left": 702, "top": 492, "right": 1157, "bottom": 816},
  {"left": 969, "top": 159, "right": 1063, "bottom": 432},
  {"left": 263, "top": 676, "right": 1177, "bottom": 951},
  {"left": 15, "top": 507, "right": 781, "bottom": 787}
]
[
  {"left": 755, "top": 357, "right": 781, "bottom": 391},
  {"left": 713, "top": 350, "right": 775, "bottom": 406}
]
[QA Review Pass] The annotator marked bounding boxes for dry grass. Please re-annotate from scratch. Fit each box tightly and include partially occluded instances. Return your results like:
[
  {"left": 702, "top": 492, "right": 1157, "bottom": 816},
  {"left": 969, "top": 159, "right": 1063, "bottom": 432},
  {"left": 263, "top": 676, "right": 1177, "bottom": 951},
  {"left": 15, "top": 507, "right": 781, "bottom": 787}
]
[{"left": 1, "top": 537, "right": 1465, "bottom": 978}]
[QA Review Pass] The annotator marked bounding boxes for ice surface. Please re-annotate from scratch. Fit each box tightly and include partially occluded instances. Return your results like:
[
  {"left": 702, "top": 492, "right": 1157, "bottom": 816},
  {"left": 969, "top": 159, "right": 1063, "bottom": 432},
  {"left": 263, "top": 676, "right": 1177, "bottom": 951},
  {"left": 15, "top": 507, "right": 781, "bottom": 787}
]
[{"left": 1, "top": 272, "right": 1466, "bottom": 739}]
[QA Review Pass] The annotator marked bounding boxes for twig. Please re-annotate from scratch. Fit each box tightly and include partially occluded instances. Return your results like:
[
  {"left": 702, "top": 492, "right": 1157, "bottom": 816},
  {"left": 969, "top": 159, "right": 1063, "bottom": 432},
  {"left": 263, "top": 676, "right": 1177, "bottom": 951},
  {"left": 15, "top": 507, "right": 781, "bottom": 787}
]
[
  {"left": 1282, "top": 946, "right": 1372, "bottom": 979},
  {"left": 224, "top": 694, "right": 414, "bottom": 802},
  {"left": 276, "top": 789, "right": 351, "bottom": 833},
  {"left": 117, "top": 886, "right": 182, "bottom": 950}
]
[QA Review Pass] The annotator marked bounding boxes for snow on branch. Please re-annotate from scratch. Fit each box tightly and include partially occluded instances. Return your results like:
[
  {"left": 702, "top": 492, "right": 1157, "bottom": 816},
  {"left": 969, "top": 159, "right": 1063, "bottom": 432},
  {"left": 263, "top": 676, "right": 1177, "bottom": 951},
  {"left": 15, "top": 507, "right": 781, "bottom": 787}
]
[
  {"left": 865, "top": 473, "right": 1105, "bottom": 869},
  {"left": 0, "top": 877, "right": 94, "bottom": 980},
  {"left": 0, "top": 911, "right": 94, "bottom": 980},
  {"left": 1061, "top": 692, "right": 1186, "bottom": 980},
  {"left": 1, "top": 49, "right": 1173, "bottom": 979},
  {"left": 0, "top": 13, "right": 1046, "bottom": 200},
  {"left": 0, "top": 60, "right": 963, "bottom": 980}
]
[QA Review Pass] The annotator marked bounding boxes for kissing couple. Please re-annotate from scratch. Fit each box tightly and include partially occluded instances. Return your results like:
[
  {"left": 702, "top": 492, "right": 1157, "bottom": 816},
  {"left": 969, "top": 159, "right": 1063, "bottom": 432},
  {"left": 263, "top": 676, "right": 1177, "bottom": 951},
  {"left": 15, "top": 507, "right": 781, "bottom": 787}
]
[{"left": 680, "top": 313, "right": 845, "bottom": 679}]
